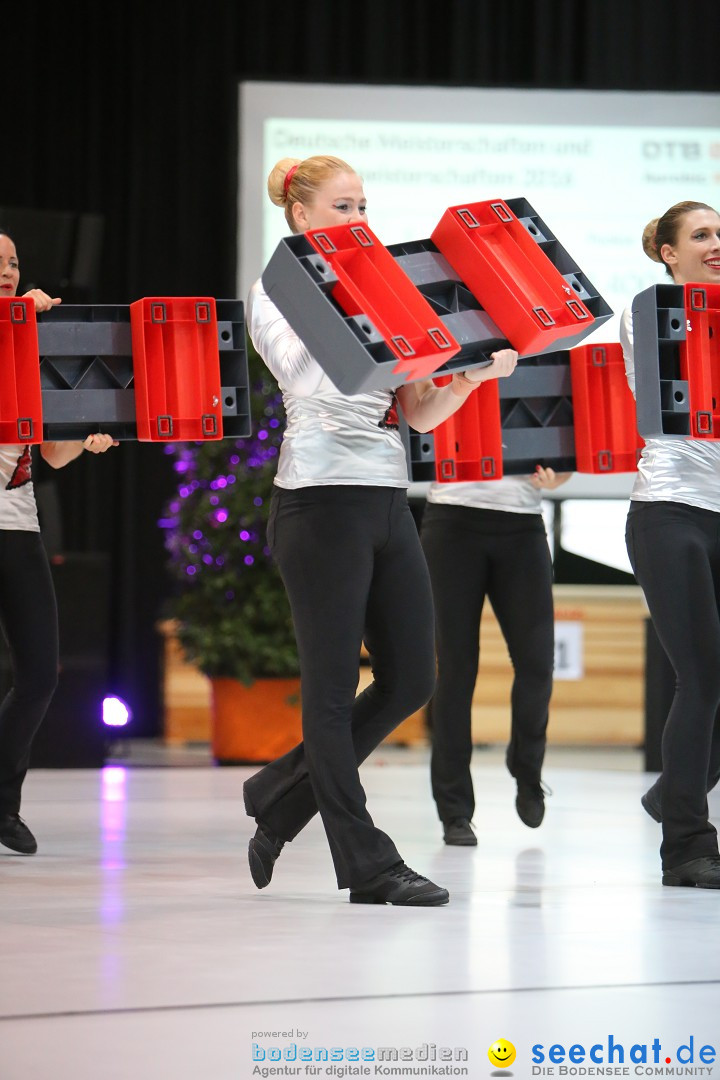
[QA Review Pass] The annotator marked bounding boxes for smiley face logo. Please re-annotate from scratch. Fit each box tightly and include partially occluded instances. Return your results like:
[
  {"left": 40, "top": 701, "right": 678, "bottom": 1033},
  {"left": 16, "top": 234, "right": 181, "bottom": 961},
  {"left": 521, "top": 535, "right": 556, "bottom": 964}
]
[{"left": 488, "top": 1039, "right": 516, "bottom": 1069}]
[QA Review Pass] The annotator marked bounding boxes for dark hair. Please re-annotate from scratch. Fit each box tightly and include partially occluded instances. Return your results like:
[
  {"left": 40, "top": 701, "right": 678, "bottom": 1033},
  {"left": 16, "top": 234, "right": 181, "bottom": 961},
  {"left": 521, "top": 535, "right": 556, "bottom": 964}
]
[
  {"left": 0, "top": 227, "right": 15, "bottom": 243},
  {"left": 642, "top": 201, "right": 717, "bottom": 277}
]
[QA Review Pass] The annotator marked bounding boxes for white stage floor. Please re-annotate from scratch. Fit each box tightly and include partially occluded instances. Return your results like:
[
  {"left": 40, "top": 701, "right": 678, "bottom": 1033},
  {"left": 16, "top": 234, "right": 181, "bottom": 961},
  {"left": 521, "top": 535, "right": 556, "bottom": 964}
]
[{"left": 2, "top": 745, "right": 720, "bottom": 1080}]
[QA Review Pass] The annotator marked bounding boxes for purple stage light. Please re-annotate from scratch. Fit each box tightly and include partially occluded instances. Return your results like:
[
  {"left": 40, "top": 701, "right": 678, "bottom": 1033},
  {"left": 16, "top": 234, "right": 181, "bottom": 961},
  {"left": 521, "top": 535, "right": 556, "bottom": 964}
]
[{"left": 103, "top": 696, "right": 132, "bottom": 728}]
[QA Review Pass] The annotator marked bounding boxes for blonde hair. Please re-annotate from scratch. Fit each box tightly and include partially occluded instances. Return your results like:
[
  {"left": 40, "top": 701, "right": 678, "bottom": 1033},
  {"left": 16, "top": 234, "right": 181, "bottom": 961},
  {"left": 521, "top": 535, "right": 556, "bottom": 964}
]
[
  {"left": 642, "top": 201, "right": 717, "bottom": 277},
  {"left": 267, "top": 155, "right": 357, "bottom": 233}
]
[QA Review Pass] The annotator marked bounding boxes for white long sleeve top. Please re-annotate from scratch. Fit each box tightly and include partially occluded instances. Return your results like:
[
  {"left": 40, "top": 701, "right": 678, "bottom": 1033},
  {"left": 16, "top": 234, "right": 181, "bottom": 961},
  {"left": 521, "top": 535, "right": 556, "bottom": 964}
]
[
  {"left": 621, "top": 306, "right": 720, "bottom": 512},
  {"left": 247, "top": 280, "right": 409, "bottom": 489}
]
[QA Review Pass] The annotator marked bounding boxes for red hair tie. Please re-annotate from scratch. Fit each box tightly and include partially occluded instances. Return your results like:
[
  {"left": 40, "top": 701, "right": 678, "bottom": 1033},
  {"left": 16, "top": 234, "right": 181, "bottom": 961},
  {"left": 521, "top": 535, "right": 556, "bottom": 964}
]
[{"left": 283, "top": 164, "right": 299, "bottom": 198}]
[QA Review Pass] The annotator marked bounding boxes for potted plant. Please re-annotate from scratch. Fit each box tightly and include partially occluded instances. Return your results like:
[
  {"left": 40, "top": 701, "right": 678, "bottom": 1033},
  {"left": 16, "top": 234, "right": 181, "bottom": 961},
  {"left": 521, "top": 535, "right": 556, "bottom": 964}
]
[{"left": 159, "top": 345, "right": 301, "bottom": 763}]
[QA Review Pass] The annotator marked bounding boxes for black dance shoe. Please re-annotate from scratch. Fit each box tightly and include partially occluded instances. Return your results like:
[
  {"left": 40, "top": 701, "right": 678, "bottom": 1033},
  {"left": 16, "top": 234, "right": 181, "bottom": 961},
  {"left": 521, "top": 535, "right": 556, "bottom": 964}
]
[
  {"left": 0, "top": 813, "right": 37, "bottom": 855},
  {"left": 641, "top": 787, "right": 662, "bottom": 823},
  {"left": 662, "top": 856, "right": 720, "bottom": 889},
  {"left": 248, "top": 824, "right": 285, "bottom": 889},
  {"left": 349, "top": 862, "right": 449, "bottom": 906},
  {"left": 515, "top": 781, "right": 551, "bottom": 828},
  {"left": 442, "top": 818, "right": 477, "bottom": 846}
]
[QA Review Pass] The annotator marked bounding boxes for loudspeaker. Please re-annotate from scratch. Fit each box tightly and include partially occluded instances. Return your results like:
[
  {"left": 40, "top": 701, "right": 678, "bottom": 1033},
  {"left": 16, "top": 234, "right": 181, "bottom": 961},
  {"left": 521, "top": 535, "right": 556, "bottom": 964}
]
[
  {"left": 29, "top": 664, "right": 109, "bottom": 768},
  {"left": 0, "top": 553, "right": 112, "bottom": 768}
]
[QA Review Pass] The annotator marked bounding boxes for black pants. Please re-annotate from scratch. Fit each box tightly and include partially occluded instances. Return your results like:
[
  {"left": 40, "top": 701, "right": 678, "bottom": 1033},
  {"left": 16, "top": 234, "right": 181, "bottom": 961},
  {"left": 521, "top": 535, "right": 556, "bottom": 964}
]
[
  {"left": 0, "top": 530, "right": 59, "bottom": 816},
  {"left": 243, "top": 486, "right": 436, "bottom": 890},
  {"left": 626, "top": 500, "right": 720, "bottom": 868},
  {"left": 420, "top": 503, "right": 554, "bottom": 823}
]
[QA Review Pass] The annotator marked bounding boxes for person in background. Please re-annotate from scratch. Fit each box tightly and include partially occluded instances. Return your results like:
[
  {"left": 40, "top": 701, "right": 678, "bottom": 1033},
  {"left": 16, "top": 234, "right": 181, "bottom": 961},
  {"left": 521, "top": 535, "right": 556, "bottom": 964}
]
[
  {"left": 0, "top": 228, "right": 117, "bottom": 855},
  {"left": 243, "top": 155, "right": 518, "bottom": 906},
  {"left": 421, "top": 467, "right": 569, "bottom": 846},
  {"left": 623, "top": 200, "right": 720, "bottom": 888}
]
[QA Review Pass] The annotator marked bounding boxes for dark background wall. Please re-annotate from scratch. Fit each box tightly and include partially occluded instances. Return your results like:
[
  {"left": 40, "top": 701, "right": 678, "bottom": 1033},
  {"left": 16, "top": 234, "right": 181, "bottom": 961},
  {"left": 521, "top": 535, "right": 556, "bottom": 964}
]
[{"left": 3, "top": 0, "right": 718, "bottom": 735}]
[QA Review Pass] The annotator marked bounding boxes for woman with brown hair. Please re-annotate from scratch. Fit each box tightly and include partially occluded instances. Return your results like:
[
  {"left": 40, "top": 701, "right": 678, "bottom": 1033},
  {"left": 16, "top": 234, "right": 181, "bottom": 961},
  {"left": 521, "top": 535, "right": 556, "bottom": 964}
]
[
  {"left": 0, "top": 229, "right": 117, "bottom": 855},
  {"left": 623, "top": 200, "right": 720, "bottom": 888},
  {"left": 421, "top": 466, "right": 569, "bottom": 846}
]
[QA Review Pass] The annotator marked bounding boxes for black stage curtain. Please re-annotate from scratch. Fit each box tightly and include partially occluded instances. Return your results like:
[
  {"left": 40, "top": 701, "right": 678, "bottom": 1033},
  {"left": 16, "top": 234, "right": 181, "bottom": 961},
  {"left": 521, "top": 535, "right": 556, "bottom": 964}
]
[{"left": 2, "top": 0, "right": 718, "bottom": 734}]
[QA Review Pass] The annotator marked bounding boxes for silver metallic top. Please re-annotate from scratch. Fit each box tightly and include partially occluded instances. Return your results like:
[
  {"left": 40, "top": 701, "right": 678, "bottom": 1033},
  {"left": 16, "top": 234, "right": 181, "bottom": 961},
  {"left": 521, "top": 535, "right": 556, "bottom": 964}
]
[
  {"left": 426, "top": 474, "right": 543, "bottom": 514},
  {"left": 247, "top": 280, "right": 409, "bottom": 489},
  {"left": 621, "top": 306, "right": 720, "bottom": 512}
]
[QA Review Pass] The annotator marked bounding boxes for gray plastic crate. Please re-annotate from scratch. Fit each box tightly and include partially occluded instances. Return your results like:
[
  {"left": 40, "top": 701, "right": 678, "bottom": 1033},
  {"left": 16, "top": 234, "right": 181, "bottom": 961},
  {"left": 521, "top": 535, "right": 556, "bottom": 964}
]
[
  {"left": 631, "top": 283, "right": 690, "bottom": 438},
  {"left": 262, "top": 234, "right": 409, "bottom": 395},
  {"left": 505, "top": 197, "right": 613, "bottom": 352},
  {"left": 402, "top": 350, "right": 577, "bottom": 481},
  {"left": 34, "top": 301, "right": 249, "bottom": 441},
  {"left": 262, "top": 200, "right": 613, "bottom": 395}
]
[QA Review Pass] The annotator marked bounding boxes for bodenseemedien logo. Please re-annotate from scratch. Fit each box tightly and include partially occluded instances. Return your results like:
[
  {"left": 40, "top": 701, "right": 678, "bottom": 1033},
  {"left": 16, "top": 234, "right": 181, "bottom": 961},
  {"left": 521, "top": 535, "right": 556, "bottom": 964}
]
[{"left": 251, "top": 1040, "right": 471, "bottom": 1076}]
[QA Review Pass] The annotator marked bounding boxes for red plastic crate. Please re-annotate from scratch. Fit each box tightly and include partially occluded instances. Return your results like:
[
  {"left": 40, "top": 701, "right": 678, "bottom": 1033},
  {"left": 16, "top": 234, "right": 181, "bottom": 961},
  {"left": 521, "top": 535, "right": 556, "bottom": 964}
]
[
  {"left": 0, "top": 297, "right": 43, "bottom": 444},
  {"left": 569, "top": 342, "right": 643, "bottom": 473},
  {"left": 431, "top": 200, "right": 594, "bottom": 356},
  {"left": 431, "top": 375, "right": 504, "bottom": 482},
  {"left": 129, "top": 298, "right": 223, "bottom": 441},
  {"left": 680, "top": 283, "right": 720, "bottom": 439},
  {"left": 305, "top": 223, "right": 460, "bottom": 382}
]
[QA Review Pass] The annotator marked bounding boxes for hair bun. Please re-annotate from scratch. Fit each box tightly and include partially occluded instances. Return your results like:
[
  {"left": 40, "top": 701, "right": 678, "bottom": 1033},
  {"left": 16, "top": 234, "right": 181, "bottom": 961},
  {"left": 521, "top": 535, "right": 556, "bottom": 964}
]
[
  {"left": 267, "top": 158, "right": 302, "bottom": 208},
  {"left": 642, "top": 217, "right": 663, "bottom": 263}
]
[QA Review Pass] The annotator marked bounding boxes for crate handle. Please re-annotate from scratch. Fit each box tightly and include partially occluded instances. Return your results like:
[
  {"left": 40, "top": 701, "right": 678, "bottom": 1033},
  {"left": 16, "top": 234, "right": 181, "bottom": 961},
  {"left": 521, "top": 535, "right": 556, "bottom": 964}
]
[
  {"left": 312, "top": 233, "right": 337, "bottom": 255},
  {"left": 456, "top": 208, "right": 480, "bottom": 229},
  {"left": 696, "top": 411, "right": 713, "bottom": 434},
  {"left": 350, "top": 226, "right": 373, "bottom": 248},
  {"left": 490, "top": 202, "right": 513, "bottom": 223},
  {"left": 566, "top": 300, "right": 590, "bottom": 321},
  {"left": 391, "top": 335, "right": 415, "bottom": 358},
  {"left": 533, "top": 307, "right": 555, "bottom": 328},
  {"left": 428, "top": 327, "right": 454, "bottom": 350}
]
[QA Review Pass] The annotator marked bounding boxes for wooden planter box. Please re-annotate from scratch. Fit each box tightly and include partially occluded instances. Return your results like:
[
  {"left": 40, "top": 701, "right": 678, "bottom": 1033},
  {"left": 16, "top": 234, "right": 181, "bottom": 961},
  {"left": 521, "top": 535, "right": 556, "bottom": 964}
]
[
  {"left": 158, "top": 621, "right": 428, "bottom": 756},
  {"left": 211, "top": 676, "right": 302, "bottom": 764},
  {"left": 471, "top": 585, "right": 646, "bottom": 745},
  {"left": 159, "top": 586, "right": 645, "bottom": 754}
]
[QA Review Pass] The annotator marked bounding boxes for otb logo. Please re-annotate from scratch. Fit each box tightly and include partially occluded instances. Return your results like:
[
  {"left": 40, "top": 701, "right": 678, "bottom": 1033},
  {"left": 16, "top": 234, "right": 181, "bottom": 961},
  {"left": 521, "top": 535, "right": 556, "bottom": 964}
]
[{"left": 488, "top": 1038, "right": 516, "bottom": 1071}]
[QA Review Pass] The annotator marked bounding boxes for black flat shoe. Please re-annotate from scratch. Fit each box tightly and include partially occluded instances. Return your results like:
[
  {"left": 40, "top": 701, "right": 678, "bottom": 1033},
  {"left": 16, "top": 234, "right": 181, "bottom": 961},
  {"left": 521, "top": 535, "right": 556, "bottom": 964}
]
[
  {"left": 349, "top": 862, "right": 449, "bottom": 906},
  {"left": 662, "top": 856, "right": 720, "bottom": 889},
  {"left": 248, "top": 824, "right": 285, "bottom": 889},
  {"left": 641, "top": 789, "right": 662, "bottom": 823},
  {"left": 0, "top": 814, "right": 37, "bottom": 855},
  {"left": 442, "top": 818, "right": 477, "bottom": 846},
  {"left": 515, "top": 781, "right": 551, "bottom": 828}
]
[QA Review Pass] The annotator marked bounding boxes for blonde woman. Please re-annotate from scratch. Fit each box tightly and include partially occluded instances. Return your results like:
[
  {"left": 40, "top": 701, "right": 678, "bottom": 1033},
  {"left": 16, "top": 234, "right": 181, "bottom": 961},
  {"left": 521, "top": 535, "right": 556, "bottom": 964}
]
[{"left": 243, "top": 156, "right": 518, "bottom": 905}]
